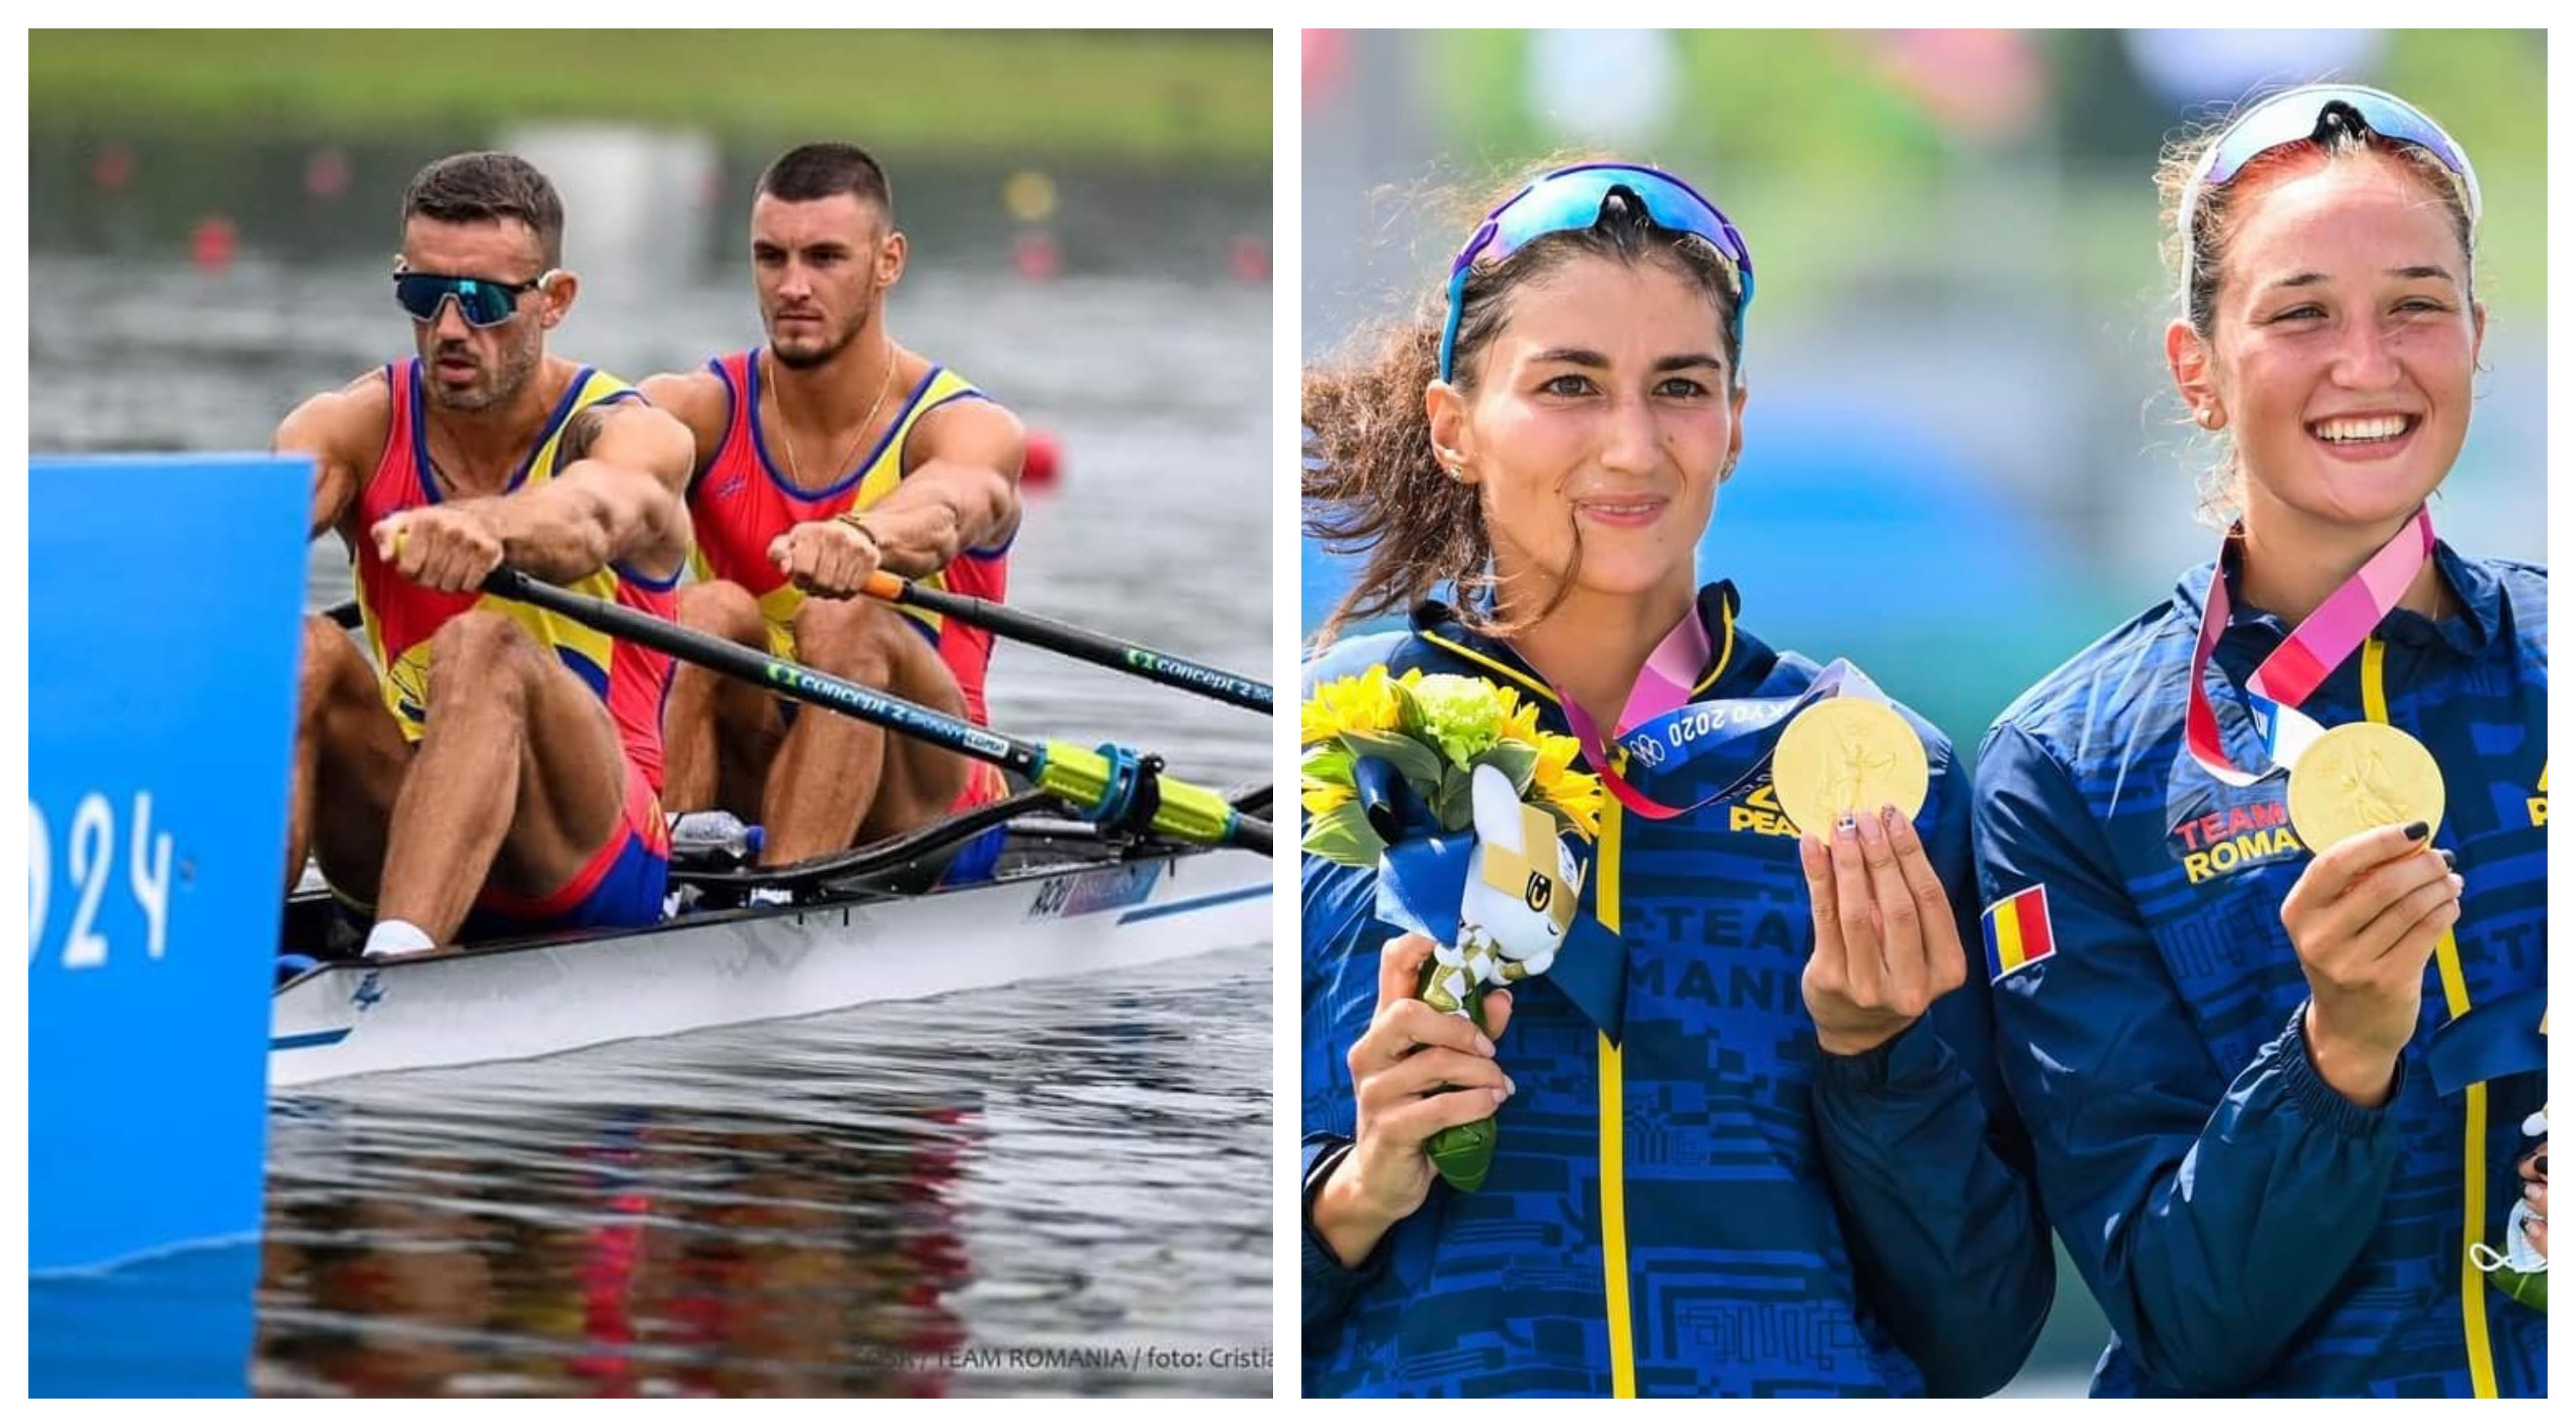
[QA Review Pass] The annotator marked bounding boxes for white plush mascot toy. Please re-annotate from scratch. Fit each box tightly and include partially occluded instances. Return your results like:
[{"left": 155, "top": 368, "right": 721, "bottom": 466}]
[{"left": 1417, "top": 764, "right": 1585, "bottom": 1016}]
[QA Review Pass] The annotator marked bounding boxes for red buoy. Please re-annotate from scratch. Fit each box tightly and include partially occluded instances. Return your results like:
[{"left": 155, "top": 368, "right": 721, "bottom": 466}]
[
  {"left": 1013, "top": 230, "right": 1061, "bottom": 281},
  {"left": 92, "top": 144, "right": 134, "bottom": 192},
  {"left": 304, "top": 148, "right": 350, "bottom": 199},
  {"left": 1229, "top": 235, "right": 1271, "bottom": 284},
  {"left": 1020, "top": 429, "right": 1062, "bottom": 492},
  {"left": 190, "top": 215, "right": 238, "bottom": 272}
]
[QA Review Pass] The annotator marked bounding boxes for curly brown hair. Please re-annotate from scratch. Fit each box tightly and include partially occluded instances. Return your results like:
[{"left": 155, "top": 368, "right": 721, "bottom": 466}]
[{"left": 1303, "top": 168, "right": 1746, "bottom": 647}]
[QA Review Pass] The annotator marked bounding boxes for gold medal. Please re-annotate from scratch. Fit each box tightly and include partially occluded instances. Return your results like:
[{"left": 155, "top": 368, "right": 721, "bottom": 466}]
[
  {"left": 2287, "top": 722, "right": 2446, "bottom": 852},
  {"left": 1771, "top": 697, "right": 1930, "bottom": 837}
]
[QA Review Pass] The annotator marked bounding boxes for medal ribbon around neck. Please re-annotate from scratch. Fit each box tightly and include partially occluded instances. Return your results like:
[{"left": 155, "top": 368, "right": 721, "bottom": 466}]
[
  {"left": 1545, "top": 603, "right": 1893, "bottom": 820},
  {"left": 2185, "top": 505, "right": 2436, "bottom": 786}
]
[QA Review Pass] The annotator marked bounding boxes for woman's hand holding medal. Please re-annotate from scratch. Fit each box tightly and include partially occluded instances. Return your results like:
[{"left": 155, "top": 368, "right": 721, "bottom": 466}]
[
  {"left": 2279, "top": 821, "right": 2462, "bottom": 1108},
  {"left": 1798, "top": 805, "right": 1970, "bottom": 1056},
  {"left": 1777, "top": 697, "right": 1956, "bottom": 1057}
]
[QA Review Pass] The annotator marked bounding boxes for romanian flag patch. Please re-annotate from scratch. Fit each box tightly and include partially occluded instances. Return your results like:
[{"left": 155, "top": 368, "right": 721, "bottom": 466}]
[{"left": 1983, "top": 886, "right": 2055, "bottom": 982}]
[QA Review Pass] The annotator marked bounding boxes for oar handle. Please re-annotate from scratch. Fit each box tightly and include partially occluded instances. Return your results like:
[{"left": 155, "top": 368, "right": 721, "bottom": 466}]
[{"left": 863, "top": 571, "right": 1272, "bottom": 714}]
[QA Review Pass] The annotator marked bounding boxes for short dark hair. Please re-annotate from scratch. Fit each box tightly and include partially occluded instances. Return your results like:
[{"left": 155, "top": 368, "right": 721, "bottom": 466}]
[
  {"left": 757, "top": 142, "right": 893, "bottom": 215},
  {"left": 401, "top": 152, "right": 565, "bottom": 268}
]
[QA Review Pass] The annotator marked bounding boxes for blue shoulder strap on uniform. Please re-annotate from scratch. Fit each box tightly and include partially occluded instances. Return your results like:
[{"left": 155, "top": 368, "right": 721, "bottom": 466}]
[
  {"left": 1547, "top": 915, "right": 1627, "bottom": 1044},
  {"left": 2425, "top": 986, "right": 2549, "bottom": 1098}
]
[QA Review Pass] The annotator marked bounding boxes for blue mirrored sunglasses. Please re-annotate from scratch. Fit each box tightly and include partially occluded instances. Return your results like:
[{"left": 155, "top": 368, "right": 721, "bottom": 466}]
[
  {"left": 1437, "top": 163, "right": 1755, "bottom": 384},
  {"left": 2179, "top": 84, "right": 2481, "bottom": 245},
  {"left": 393, "top": 271, "right": 554, "bottom": 328}
]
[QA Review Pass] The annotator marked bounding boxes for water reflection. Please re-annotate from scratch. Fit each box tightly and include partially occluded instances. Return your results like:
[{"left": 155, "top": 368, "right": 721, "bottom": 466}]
[
  {"left": 255, "top": 947, "right": 1270, "bottom": 1397},
  {"left": 260, "top": 1100, "right": 977, "bottom": 1395}
]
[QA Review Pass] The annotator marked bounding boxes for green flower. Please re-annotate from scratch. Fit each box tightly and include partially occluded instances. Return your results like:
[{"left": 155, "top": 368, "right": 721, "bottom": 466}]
[{"left": 1403, "top": 672, "right": 1509, "bottom": 766}]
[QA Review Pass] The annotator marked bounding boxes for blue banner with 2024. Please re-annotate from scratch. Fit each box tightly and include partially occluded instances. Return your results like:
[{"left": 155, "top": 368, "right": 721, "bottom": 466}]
[{"left": 29, "top": 454, "right": 310, "bottom": 1394}]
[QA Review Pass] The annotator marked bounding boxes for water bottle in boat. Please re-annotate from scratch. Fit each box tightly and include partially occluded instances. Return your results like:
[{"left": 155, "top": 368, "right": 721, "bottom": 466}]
[{"left": 669, "top": 810, "right": 764, "bottom": 870}]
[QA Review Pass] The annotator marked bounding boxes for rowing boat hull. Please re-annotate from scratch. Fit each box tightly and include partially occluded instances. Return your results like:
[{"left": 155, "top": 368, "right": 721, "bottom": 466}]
[{"left": 271, "top": 848, "right": 1268, "bottom": 1089}]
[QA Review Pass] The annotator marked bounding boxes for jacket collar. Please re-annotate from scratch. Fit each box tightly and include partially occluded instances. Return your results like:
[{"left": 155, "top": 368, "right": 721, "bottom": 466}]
[{"left": 1410, "top": 581, "right": 1765, "bottom": 714}]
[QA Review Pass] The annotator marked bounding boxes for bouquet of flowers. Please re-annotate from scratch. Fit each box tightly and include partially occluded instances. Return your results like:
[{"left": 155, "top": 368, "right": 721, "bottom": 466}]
[{"left": 1301, "top": 666, "right": 1605, "bottom": 1191}]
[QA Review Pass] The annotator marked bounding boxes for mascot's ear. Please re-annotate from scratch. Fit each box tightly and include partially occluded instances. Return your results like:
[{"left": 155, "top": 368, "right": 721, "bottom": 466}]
[{"left": 1469, "top": 763, "right": 1525, "bottom": 852}]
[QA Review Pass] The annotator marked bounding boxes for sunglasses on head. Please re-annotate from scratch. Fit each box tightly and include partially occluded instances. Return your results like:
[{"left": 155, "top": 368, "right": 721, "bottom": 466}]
[
  {"left": 1438, "top": 162, "right": 1755, "bottom": 384},
  {"left": 2178, "top": 85, "right": 2481, "bottom": 283},
  {"left": 392, "top": 269, "right": 556, "bottom": 328}
]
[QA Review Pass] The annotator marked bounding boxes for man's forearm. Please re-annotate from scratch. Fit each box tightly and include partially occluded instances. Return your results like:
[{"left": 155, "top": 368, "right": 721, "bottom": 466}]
[
  {"left": 471, "top": 467, "right": 647, "bottom": 582},
  {"left": 852, "top": 467, "right": 1013, "bottom": 578}
]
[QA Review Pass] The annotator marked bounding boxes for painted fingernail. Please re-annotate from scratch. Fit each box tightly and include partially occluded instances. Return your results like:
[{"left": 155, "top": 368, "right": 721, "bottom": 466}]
[
  {"left": 2525, "top": 1182, "right": 2543, "bottom": 1202},
  {"left": 2402, "top": 820, "right": 2430, "bottom": 841},
  {"left": 1473, "top": 1032, "right": 1496, "bottom": 1057},
  {"left": 1835, "top": 815, "right": 1857, "bottom": 842},
  {"left": 1503, "top": 1075, "right": 1518, "bottom": 1097},
  {"left": 1857, "top": 811, "right": 1885, "bottom": 845},
  {"left": 2437, "top": 848, "right": 2458, "bottom": 871}
]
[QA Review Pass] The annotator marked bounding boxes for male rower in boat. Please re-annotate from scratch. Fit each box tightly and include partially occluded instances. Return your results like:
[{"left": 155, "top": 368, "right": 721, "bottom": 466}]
[
  {"left": 279, "top": 152, "right": 695, "bottom": 957},
  {"left": 642, "top": 141, "right": 1028, "bottom": 867}
]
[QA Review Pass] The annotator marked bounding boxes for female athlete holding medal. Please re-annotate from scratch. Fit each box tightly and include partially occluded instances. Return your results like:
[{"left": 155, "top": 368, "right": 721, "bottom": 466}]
[
  {"left": 1974, "top": 87, "right": 2546, "bottom": 1396},
  {"left": 1298, "top": 162, "right": 2054, "bottom": 1395}
]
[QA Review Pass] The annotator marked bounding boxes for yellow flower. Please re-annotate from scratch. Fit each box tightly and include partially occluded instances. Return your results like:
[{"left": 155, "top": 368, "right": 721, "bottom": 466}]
[
  {"left": 1544, "top": 771, "right": 1606, "bottom": 841},
  {"left": 1528, "top": 730, "right": 1604, "bottom": 840},
  {"left": 1299, "top": 666, "right": 1402, "bottom": 748},
  {"left": 1531, "top": 730, "right": 1582, "bottom": 787},
  {"left": 1500, "top": 698, "right": 1544, "bottom": 748},
  {"left": 1301, "top": 781, "right": 1354, "bottom": 817}
]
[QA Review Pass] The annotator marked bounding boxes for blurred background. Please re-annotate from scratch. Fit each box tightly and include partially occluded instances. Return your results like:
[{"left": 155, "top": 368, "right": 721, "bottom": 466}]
[
  {"left": 30, "top": 29, "right": 1275, "bottom": 1397},
  {"left": 1301, "top": 28, "right": 2544, "bottom": 1397}
]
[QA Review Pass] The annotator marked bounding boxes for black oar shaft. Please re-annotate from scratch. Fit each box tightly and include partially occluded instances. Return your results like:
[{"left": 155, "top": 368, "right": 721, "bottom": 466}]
[
  {"left": 867, "top": 573, "right": 1271, "bottom": 714},
  {"left": 485, "top": 567, "right": 1049, "bottom": 779}
]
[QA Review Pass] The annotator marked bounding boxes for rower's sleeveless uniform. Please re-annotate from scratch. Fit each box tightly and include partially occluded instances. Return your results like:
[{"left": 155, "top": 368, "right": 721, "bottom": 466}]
[
  {"left": 689, "top": 350, "right": 1009, "bottom": 751},
  {"left": 352, "top": 358, "right": 676, "bottom": 932}
]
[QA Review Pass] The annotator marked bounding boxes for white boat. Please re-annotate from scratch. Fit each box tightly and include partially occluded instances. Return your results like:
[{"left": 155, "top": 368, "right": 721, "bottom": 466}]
[{"left": 271, "top": 796, "right": 1271, "bottom": 1089}]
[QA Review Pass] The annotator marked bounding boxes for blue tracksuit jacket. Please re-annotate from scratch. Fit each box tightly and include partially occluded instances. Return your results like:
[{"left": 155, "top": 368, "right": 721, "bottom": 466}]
[
  {"left": 1303, "top": 585, "right": 2054, "bottom": 1396},
  {"left": 1973, "top": 544, "right": 2547, "bottom": 1396}
]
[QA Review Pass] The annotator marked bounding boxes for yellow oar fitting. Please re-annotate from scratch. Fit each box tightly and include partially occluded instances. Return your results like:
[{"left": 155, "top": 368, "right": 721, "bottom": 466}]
[
  {"left": 1035, "top": 741, "right": 1237, "bottom": 848},
  {"left": 1148, "top": 776, "right": 1241, "bottom": 848}
]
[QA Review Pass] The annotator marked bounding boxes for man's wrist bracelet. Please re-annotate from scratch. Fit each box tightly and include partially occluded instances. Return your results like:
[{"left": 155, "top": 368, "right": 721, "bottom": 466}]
[{"left": 834, "top": 511, "right": 882, "bottom": 553}]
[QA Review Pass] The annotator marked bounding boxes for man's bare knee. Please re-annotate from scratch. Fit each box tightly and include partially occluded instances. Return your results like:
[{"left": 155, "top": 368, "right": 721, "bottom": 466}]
[
  {"left": 301, "top": 613, "right": 375, "bottom": 710},
  {"left": 423, "top": 609, "right": 544, "bottom": 713},
  {"left": 677, "top": 580, "right": 768, "bottom": 649},
  {"left": 791, "top": 597, "right": 908, "bottom": 684}
]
